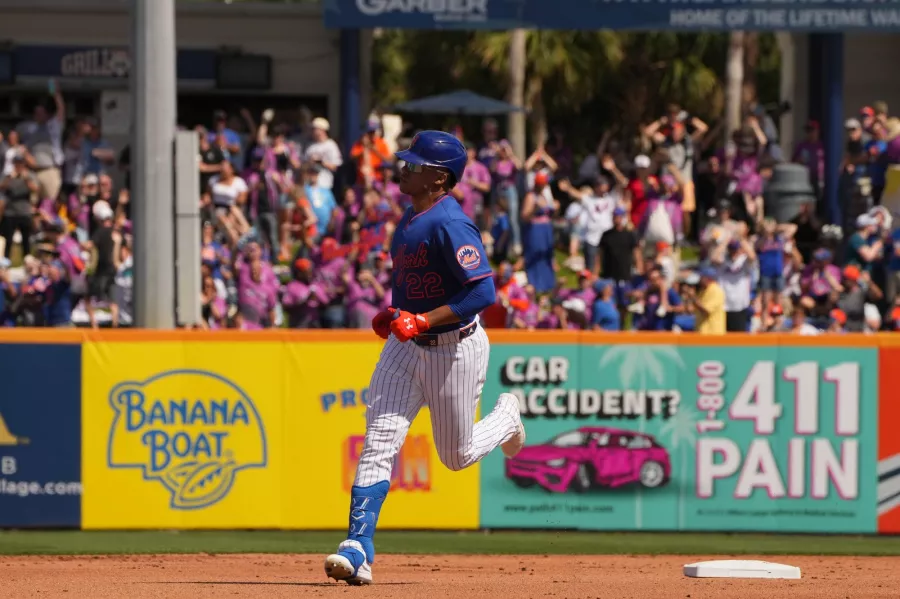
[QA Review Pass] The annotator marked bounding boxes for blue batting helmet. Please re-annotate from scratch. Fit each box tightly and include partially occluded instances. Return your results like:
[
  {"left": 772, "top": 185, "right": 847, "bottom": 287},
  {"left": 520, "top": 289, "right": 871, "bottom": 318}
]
[{"left": 395, "top": 130, "right": 467, "bottom": 187}]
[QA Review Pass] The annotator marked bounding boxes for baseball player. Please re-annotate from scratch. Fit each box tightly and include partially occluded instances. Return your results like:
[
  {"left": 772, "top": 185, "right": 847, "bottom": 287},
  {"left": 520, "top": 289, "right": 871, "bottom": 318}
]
[{"left": 325, "top": 131, "right": 526, "bottom": 585}]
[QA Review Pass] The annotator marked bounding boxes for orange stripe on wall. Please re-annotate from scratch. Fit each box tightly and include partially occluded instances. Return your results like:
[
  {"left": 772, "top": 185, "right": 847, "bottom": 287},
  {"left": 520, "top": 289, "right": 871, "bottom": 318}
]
[
  {"left": 879, "top": 347, "right": 900, "bottom": 533},
  {"left": 0, "top": 329, "right": 382, "bottom": 344},
  {"left": 0, "top": 328, "right": 894, "bottom": 346}
]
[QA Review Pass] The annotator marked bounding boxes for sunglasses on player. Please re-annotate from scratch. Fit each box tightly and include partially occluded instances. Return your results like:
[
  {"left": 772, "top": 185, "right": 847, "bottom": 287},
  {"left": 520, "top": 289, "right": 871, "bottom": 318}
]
[
  {"left": 403, "top": 162, "right": 431, "bottom": 174},
  {"left": 402, "top": 161, "right": 451, "bottom": 176}
]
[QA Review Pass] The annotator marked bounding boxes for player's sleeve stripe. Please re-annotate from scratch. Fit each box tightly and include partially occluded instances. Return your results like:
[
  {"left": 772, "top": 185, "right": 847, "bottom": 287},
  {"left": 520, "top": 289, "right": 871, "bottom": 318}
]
[{"left": 465, "top": 272, "right": 493, "bottom": 284}]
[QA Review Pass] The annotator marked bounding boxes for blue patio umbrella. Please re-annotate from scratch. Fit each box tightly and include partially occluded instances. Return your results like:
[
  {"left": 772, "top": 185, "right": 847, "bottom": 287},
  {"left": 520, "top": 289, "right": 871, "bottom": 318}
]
[{"left": 392, "top": 90, "right": 525, "bottom": 116}]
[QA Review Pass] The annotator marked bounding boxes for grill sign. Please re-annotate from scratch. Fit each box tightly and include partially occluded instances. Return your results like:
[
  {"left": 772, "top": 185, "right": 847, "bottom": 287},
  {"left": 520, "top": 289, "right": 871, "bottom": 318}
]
[{"left": 60, "top": 49, "right": 131, "bottom": 78}]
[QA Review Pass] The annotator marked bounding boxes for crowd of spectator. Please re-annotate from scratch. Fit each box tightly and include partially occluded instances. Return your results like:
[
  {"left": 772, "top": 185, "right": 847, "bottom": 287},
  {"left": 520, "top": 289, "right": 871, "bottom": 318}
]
[
  {"left": 479, "top": 98, "right": 900, "bottom": 335},
  {"left": 3, "top": 80, "right": 900, "bottom": 334}
]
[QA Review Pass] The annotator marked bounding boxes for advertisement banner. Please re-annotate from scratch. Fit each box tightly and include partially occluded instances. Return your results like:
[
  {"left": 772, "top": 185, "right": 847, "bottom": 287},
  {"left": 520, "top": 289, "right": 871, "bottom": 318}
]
[
  {"left": 81, "top": 341, "right": 286, "bottom": 529},
  {"left": 878, "top": 346, "right": 900, "bottom": 532},
  {"left": 81, "top": 338, "right": 479, "bottom": 529},
  {"left": 480, "top": 343, "right": 878, "bottom": 533},
  {"left": 325, "top": 0, "right": 900, "bottom": 32},
  {"left": 0, "top": 344, "right": 82, "bottom": 527},
  {"left": 283, "top": 341, "right": 480, "bottom": 529}
]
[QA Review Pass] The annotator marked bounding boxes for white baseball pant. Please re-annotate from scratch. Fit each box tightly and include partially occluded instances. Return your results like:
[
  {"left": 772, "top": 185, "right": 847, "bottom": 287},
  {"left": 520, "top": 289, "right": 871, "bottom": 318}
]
[{"left": 354, "top": 323, "right": 520, "bottom": 487}]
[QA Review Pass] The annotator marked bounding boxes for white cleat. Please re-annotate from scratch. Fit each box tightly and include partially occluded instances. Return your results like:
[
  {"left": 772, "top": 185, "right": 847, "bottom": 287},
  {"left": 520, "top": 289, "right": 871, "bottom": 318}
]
[
  {"left": 499, "top": 393, "right": 526, "bottom": 458},
  {"left": 324, "top": 553, "right": 373, "bottom": 585},
  {"left": 325, "top": 541, "right": 374, "bottom": 586}
]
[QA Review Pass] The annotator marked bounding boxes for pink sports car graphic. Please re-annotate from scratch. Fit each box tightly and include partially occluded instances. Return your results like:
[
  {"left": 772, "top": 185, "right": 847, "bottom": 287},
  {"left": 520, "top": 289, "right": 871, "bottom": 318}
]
[{"left": 505, "top": 426, "right": 671, "bottom": 493}]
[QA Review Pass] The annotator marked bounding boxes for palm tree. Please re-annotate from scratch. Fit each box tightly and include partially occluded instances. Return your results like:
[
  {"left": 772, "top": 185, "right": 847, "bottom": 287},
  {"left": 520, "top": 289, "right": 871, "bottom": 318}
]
[
  {"left": 600, "top": 33, "right": 725, "bottom": 138},
  {"left": 725, "top": 31, "right": 745, "bottom": 143},
  {"left": 659, "top": 407, "right": 701, "bottom": 530},
  {"left": 369, "top": 31, "right": 781, "bottom": 160},
  {"left": 508, "top": 29, "right": 527, "bottom": 159},
  {"left": 598, "top": 344, "right": 685, "bottom": 529},
  {"left": 471, "top": 30, "right": 624, "bottom": 147}
]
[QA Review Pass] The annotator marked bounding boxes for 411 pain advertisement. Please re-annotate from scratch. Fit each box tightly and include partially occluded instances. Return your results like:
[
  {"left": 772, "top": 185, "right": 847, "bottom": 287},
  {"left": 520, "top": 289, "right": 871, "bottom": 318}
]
[{"left": 479, "top": 343, "right": 878, "bottom": 533}]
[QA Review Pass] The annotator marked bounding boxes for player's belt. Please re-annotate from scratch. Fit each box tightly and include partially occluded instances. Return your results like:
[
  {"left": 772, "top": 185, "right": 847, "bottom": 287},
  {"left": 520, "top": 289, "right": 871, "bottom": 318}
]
[{"left": 412, "top": 321, "right": 478, "bottom": 347}]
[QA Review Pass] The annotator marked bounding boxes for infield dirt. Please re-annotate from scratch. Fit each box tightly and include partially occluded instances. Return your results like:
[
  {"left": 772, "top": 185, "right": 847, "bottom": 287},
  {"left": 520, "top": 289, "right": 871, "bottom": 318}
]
[{"left": 1, "top": 553, "right": 894, "bottom": 598}]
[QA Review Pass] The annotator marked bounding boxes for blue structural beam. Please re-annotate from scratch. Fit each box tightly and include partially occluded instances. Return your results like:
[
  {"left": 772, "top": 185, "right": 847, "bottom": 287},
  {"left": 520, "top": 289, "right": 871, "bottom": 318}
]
[
  {"left": 340, "top": 29, "right": 361, "bottom": 154},
  {"left": 820, "top": 33, "right": 845, "bottom": 227},
  {"left": 807, "top": 35, "right": 822, "bottom": 125}
]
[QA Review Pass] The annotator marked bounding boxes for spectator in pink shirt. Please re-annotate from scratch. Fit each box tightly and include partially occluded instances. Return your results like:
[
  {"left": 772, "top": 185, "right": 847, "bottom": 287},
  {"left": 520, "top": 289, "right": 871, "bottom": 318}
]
[
  {"left": 235, "top": 240, "right": 278, "bottom": 291},
  {"left": 371, "top": 252, "right": 392, "bottom": 308},
  {"left": 236, "top": 258, "right": 277, "bottom": 330},
  {"left": 282, "top": 258, "right": 330, "bottom": 328},
  {"left": 314, "top": 253, "right": 350, "bottom": 328},
  {"left": 200, "top": 274, "right": 227, "bottom": 329},
  {"left": 451, "top": 143, "right": 492, "bottom": 223},
  {"left": 44, "top": 218, "right": 86, "bottom": 299},
  {"left": 243, "top": 147, "right": 279, "bottom": 255},
  {"left": 798, "top": 247, "right": 842, "bottom": 322},
  {"left": 537, "top": 297, "right": 582, "bottom": 329},
  {"left": 345, "top": 267, "right": 388, "bottom": 328},
  {"left": 564, "top": 270, "right": 598, "bottom": 325},
  {"left": 512, "top": 284, "right": 540, "bottom": 329}
]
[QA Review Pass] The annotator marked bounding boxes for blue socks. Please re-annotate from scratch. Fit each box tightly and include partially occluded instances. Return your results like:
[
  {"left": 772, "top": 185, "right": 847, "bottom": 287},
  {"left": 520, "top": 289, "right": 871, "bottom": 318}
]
[{"left": 340, "top": 480, "right": 390, "bottom": 569}]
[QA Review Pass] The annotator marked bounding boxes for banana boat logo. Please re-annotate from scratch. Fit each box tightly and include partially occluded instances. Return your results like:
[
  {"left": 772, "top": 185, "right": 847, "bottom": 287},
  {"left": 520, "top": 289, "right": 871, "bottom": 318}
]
[{"left": 107, "top": 370, "right": 267, "bottom": 510}]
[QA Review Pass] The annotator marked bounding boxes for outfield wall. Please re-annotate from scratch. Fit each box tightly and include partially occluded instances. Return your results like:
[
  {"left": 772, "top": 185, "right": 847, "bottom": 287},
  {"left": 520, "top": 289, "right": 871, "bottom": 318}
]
[{"left": 0, "top": 330, "right": 897, "bottom": 534}]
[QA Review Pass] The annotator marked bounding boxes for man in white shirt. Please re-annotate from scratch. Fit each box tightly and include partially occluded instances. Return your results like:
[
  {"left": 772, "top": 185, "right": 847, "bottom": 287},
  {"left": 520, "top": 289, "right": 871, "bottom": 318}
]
[
  {"left": 558, "top": 176, "right": 617, "bottom": 275},
  {"left": 700, "top": 199, "right": 743, "bottom": 253},
  {"left": 303, "top": 117, "right": 343, "bottom": 190},
  {"left": 712, "top": 237, "right": 757, "bottom": 332}
]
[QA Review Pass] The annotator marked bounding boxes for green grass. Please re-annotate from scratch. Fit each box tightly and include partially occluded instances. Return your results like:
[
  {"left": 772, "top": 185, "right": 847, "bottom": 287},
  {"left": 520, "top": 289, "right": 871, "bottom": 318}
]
[
  {"left": 0, "top": 530, "right": 899, "bottom": 556},
  {"left": 555, "top": 249, "right": 579, "bottom": 288}
]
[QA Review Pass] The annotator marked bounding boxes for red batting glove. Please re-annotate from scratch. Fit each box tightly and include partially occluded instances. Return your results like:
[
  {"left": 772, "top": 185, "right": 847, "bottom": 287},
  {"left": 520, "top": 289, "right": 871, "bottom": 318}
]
[
  {"left": 371, "top": 308, "right": 396, "bottom": 340},
  {"left": 390, "top": 310, "right": 430, "bottom": 342}
]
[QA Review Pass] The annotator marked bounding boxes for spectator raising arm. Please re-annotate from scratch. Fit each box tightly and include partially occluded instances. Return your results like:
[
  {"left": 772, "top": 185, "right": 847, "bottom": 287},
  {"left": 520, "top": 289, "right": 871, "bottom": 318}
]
[
  {"left": 601, "top": 155, "right": 628, "bottom": 188},
  {"left": 689, "top": 116, "right": 709, "bottom": 139},
  {"left": 51, "top": 81, "right": 66, "bottom": 125},
  {"left": 746, "top": 115, "right": 768, "bottom": 148},
  {"left": 525, "top": 144, "right": 559, "bottom": 173},
  {"left": 255, "top": 108, "right": 274, "bottom": 145},
  {"left": 240, "top": 107, "right": 258, "bottom": 143}
]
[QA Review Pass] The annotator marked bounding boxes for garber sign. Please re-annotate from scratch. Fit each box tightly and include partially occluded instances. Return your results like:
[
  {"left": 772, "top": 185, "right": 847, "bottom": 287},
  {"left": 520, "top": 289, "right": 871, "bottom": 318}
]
[
  {"left": 325, "top": 0, "right": 900, "bottom": 30},
  {"left": 349, "top": 0, "right": 489, "bottom": 23}
]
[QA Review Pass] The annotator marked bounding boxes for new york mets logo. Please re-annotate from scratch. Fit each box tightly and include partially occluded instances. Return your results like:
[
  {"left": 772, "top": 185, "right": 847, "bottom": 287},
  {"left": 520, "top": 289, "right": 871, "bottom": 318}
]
[
  {"left": 107, "top": 370, "right": 267, "bottom": 510},
  {"left": 455, "top": 245, "right": 481, "bottom": 270}
]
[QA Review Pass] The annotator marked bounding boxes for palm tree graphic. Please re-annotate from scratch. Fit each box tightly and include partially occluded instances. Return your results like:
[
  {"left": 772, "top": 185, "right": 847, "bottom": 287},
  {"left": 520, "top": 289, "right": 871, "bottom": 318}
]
[
  {"left": 659, "top": 407, "right": 701, "bottom": 530},
  {"left": 598, "top": 344, "right": 685, "bottom": 529}
]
